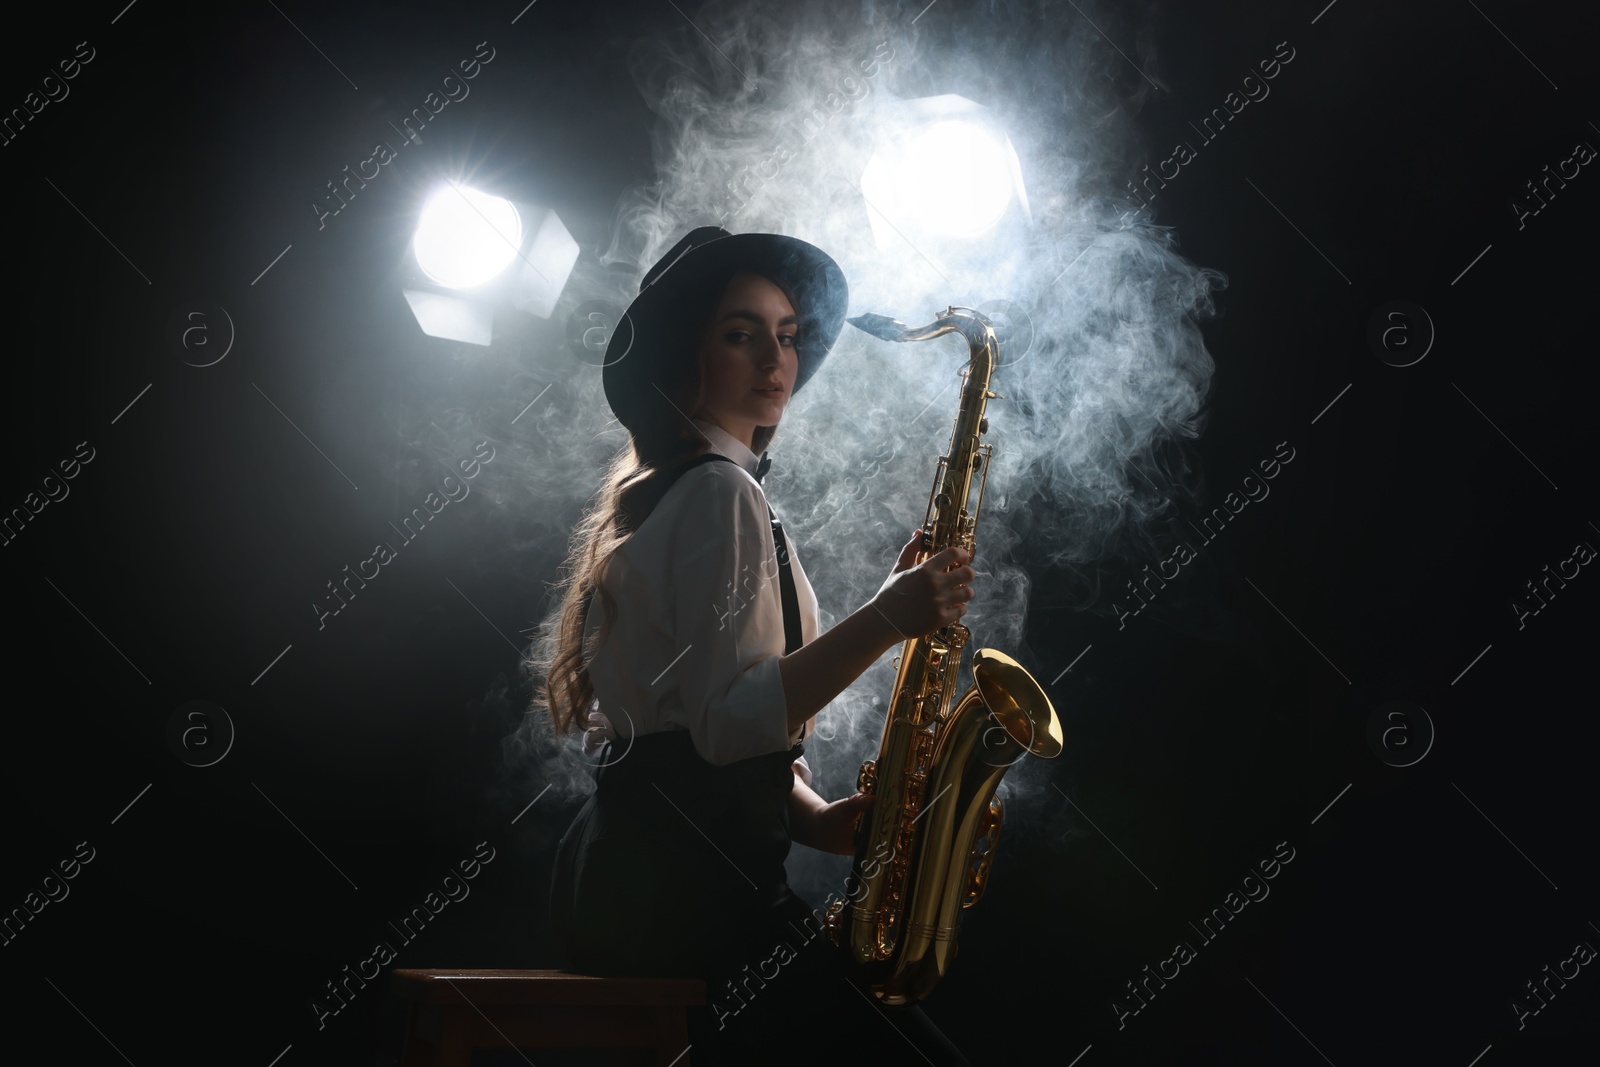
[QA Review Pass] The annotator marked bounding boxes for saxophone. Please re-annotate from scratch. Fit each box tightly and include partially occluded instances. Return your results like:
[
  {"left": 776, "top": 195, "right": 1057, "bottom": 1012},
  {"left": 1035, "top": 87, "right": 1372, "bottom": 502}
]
[{"left": 822, "top": 306, "right": 1064, "bottom": 1005}]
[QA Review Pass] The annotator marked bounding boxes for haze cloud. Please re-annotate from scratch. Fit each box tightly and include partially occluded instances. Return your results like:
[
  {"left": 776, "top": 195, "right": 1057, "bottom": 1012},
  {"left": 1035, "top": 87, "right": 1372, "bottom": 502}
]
[{"left": 486, "top": 1, "right": 1223, "bottom": 865}]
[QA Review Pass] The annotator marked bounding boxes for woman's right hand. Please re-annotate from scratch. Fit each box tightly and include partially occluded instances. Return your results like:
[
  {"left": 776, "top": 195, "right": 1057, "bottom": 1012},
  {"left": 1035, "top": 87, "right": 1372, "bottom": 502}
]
[{"left": 869, "top": 528, "right": 976, "bottom": 638}]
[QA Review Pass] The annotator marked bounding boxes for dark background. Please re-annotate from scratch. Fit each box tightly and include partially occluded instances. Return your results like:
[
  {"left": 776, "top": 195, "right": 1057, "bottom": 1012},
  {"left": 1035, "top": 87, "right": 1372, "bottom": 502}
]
[{"left": 2, "top": 1, "right": 1595, "bottom": 1064}]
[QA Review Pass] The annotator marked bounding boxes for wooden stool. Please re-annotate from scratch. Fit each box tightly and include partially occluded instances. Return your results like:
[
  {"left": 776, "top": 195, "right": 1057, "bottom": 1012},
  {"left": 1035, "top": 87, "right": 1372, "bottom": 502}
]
[{"left": 391, "top": 968, "right": 705, "bottom": 1067}]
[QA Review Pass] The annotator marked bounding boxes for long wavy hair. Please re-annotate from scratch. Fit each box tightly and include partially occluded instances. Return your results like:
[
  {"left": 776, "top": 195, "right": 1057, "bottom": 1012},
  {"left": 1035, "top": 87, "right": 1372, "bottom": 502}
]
[{"left": 528, "top": 266, "right": 795, "bottom": 740}]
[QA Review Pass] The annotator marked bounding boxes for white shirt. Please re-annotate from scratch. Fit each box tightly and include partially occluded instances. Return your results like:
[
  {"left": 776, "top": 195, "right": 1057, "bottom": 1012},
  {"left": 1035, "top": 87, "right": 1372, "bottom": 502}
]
[{"left": 582, "top": 417, "right": 822, "bottom": 771}]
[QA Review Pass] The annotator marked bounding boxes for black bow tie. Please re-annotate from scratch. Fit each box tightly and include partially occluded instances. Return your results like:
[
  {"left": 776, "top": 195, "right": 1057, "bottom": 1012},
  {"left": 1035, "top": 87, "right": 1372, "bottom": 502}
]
[{"left": 754, "top": 452, "right": 772, "bottom": 483}]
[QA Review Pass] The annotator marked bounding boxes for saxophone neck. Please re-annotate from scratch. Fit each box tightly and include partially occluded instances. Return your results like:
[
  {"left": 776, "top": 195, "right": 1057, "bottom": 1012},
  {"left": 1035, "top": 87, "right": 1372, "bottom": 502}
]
[{"left": 848, "top": 307, "right": 996, "bottom": 358}]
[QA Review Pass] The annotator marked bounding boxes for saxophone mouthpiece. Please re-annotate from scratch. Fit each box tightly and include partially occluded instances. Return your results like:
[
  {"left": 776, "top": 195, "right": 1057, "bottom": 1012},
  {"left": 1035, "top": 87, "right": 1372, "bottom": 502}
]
[{"left": 847, "top": 312, "right": 911, "bottom": 342}]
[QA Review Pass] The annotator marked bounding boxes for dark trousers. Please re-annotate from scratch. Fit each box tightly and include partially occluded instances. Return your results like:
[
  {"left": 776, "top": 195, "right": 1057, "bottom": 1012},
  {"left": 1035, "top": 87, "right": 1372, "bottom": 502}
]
[{"left": 548, "top": 730, "right": 972, "bottom": 1066}]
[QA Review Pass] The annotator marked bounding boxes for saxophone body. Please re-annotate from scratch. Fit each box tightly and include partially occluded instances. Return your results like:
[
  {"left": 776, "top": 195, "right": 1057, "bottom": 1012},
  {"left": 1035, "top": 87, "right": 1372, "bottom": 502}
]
[{"left": 822, "top": 307, "right": 1064, "bottom": 1005}]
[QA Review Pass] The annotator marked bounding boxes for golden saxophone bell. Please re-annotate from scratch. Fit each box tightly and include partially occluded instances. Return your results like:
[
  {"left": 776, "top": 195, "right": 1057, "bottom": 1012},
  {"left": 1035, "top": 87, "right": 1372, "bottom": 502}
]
[{"left": 823, "top": 306, "right": 1065, "bottom": 1005}]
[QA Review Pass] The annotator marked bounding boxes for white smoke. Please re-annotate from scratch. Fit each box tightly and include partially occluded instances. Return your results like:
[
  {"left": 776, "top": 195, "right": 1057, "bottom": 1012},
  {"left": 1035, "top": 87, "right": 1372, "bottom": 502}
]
[{"left": 487, "top": 0, "right": 1223, "bottom": 873}]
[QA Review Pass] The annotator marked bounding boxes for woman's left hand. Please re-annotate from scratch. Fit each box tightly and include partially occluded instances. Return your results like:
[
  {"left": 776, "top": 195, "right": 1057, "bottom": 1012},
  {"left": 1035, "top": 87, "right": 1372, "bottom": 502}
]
[{"left": 807, "top": 792, "right": 876, "bottom": 856}]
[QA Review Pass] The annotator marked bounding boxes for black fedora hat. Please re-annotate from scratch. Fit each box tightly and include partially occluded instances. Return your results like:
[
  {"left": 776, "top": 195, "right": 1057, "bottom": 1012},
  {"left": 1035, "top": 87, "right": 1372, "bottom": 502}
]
[{"left": 601, "top": 227, "right": 848, "bottom": 434}]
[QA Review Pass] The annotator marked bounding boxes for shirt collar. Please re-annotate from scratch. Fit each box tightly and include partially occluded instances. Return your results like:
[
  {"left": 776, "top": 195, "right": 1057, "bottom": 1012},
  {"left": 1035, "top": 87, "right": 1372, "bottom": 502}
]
[{"left": 691, "top": 417, "right": 762, "bottom": 479}]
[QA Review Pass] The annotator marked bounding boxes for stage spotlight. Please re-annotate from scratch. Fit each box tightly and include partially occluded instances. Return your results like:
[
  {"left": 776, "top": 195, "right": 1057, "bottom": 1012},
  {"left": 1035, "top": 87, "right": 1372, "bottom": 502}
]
[
  {"left": 859, "top": 95, "right": 1030, "bottom": 250},
  {"left": 398, "top": 181, "right": 579, "bottom": 346},
  {"left": 413, "top": 184, "right": 523, "bottom": 290}
]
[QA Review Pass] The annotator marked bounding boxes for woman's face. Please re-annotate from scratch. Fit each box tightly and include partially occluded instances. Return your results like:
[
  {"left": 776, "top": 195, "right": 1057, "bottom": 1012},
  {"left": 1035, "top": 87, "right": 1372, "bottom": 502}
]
[{"left": 692, "top": 273, "right": 798, "bottom": 450}]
